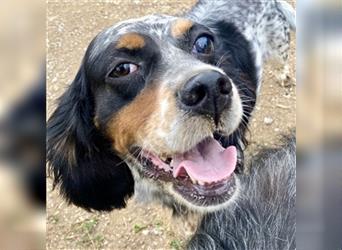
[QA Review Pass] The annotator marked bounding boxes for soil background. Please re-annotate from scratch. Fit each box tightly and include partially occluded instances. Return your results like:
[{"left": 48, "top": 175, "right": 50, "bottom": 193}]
[{"left": 47, "top": 1, "right": 296, "bottom": 249}]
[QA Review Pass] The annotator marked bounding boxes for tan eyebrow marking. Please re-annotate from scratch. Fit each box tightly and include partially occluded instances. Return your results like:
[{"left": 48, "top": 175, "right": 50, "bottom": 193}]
[
  {"left": 116, "top": 33, "right": 145, "bottom": 50},
  {"left": 170, "top": 19, "right": 193, "bottom": 38}
]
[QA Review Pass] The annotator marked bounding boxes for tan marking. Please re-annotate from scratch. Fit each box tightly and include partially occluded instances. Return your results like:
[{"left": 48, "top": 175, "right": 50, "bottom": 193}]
[
  {"left": 137, "top": 86, "right": 212, "bottom": 155},
  {"left": 142, "top": 87, "right": 177, "bottom": 153},
  {"left": 107, "top": 73, "right": 222, "bottom": 157},
  {"left": 107, "top": 86, "right": 158, "bottom": 154},
  {"left": 116, "top": 33, "right": 145, "bottom": 50},
  {"left": 171, "top": 19, "right": 193, "bottom": 38},
  {"left": 107, "top": 82, "right": 214, "bottom": 157}
]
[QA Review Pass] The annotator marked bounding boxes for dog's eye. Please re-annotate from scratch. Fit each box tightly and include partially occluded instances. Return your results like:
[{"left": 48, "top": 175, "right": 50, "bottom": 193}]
[
  {"left": 109, "top": 63, "right": 138, "bottom": 78},
  {"left": 192, "top": 35, "right": 214, "bottom": 54}
]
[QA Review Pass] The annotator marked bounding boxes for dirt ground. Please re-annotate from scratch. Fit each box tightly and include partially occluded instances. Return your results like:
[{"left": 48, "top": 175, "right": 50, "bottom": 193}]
[{"left": 47, "top": 1, "right": 296, "bottom": 249}]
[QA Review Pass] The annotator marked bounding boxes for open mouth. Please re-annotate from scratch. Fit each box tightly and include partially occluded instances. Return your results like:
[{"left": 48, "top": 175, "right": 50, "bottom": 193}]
[{"left": 131, "top": 132, "right": 241, "bottom": 207}]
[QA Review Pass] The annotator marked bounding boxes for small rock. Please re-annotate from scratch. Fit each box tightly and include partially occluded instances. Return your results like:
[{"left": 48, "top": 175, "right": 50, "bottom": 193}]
[
  {"left": 152, "top": 228, "right": 162, "bottom": 235},
  {"left": 264, "top": 117, "right": 274, "bottom": 125}
]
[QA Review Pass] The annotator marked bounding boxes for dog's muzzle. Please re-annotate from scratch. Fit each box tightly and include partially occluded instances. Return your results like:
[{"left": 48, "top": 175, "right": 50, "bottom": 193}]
[{"left": 178, "top": 70, "right": 232, "bottom": 124}]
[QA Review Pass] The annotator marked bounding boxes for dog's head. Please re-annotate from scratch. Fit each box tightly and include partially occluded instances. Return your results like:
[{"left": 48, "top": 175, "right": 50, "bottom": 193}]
[{"left": 48, "top": 15, "right": 257, "bottom": 212}]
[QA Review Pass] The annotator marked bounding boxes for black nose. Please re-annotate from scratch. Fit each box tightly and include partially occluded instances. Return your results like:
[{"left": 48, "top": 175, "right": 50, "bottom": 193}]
[{"left": 178, "top": 71, "right": 232, "bottom": 122}]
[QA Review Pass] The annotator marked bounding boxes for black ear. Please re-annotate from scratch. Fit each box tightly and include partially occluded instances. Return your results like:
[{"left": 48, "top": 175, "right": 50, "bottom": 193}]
[{"left": 47, "top": 65, "right": 134, "bottom": 212}]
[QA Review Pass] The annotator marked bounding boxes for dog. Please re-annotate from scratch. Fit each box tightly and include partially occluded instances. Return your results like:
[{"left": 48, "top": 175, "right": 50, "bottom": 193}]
[
  {"left": 48, "top": 0, "right": 295, "bottom": 213},
  {"left": 188, "top": 134, "right": 296, "bottom": 249}
]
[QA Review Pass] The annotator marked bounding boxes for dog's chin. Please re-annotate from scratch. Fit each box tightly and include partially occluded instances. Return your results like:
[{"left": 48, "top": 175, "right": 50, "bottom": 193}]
[
  {"left": 130, "top": 132, "right": 243, "bottom": 211},
  {"left": 167, "top": 173, "right": 240, "bottom": 213}
]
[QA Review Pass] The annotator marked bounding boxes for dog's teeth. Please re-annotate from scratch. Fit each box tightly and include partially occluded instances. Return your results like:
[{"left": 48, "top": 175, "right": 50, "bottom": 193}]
[
  {"left": 190, "top": 176, "right": 197, "bottom": 184},
  {"left": 159, "top": 154, "right": 172, "bottom": 164},
  {"left": 198, "top": 180, "right": 205, "bottom": 186}
]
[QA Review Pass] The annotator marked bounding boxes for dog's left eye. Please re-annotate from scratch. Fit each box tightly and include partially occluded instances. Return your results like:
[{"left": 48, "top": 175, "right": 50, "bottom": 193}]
[
  {"left": 192, "top": 35, "right": 214, "bottom": 55},
  {"left": 109, "top": 63, "right": 139, "bottom": 78}
]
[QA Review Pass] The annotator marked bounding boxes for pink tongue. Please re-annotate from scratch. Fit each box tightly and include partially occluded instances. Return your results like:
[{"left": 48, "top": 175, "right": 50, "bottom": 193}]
[{"left": 171, "top": 138, "right": 237, "bottom": 183}]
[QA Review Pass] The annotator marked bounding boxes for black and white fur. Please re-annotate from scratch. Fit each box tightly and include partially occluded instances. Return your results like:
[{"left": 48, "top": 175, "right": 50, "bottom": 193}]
[
  {"left": 188, "top": 0, "right": 295, "bottom": 86},
  {"left": 48, "top": 0, "right": 295, "bottom": 213}
]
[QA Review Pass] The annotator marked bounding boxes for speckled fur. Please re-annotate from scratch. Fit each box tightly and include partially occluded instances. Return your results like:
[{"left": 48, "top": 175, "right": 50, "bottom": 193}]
[
  {"left": 48, "top": 0, "right": 295, "bottom": 213},
  {"left": 188, "top": 0, "right": 295, "bottom": 87}
]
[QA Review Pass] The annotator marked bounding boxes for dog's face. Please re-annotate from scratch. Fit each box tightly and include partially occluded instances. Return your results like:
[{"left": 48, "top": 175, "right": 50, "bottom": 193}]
[{"left": 48, "top": 15, "right": 257, "bottom": 212}]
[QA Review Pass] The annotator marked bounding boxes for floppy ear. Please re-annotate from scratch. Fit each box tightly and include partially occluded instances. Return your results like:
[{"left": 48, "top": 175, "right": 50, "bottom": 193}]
[{"left": 47, "top": 65, "right": 134, "bottom": 212}]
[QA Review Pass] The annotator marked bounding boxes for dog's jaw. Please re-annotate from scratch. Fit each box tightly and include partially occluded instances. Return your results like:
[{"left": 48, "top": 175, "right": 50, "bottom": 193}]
[{"left": 127, "top": 154, "right": 242, "bottom": 213}]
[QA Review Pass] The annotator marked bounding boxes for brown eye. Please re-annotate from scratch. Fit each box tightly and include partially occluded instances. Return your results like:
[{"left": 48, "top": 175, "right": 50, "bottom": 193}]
[
  {"left": 192, "top": 35, "right": 214, "bottom": 55},
  {"left": 109, "top": 63, "right": 138, "bottom": 78}
]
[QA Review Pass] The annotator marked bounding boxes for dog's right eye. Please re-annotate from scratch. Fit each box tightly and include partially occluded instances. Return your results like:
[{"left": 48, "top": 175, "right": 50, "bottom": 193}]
[
  {"left": 192, "top": 35, "right": 214, "bottom": 55},
  {"left": 109, "top": 63, "right": 139, "bottom": 78}
]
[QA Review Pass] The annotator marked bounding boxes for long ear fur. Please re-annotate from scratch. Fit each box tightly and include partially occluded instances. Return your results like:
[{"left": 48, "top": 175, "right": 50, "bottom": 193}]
[{"left": 47, "top": 65, "right": 134, "bottom": 211}]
